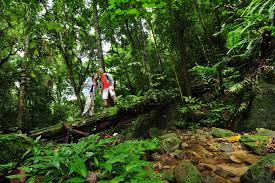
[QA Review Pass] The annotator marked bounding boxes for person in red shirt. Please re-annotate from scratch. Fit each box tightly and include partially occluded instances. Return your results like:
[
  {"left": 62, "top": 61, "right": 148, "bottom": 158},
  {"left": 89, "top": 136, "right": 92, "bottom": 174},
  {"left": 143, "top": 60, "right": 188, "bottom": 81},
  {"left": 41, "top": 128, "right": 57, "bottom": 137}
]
[{"left": 98, "top": 68, "right": 116, "bottom": 107}]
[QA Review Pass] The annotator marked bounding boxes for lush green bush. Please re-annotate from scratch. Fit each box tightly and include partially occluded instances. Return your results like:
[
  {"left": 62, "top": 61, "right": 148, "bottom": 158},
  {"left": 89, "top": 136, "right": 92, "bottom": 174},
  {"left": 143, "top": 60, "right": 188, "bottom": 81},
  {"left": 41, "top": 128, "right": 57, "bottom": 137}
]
[{"left": 10, "top": 135, "right": 161, "bottom": 183}]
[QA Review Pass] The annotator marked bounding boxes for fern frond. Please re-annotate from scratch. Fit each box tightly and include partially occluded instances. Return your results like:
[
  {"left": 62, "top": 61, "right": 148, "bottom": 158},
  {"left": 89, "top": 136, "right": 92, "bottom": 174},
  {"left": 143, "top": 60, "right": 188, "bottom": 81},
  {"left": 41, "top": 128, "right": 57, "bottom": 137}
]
[{"left": 228, "top": 80, "right": 251, "bottom": 93}]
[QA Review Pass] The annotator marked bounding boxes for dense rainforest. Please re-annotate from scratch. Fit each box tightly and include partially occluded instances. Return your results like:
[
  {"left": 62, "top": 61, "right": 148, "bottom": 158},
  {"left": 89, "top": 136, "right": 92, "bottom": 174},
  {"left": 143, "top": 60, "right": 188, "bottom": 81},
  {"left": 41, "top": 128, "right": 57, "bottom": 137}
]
[{"left": 0, "top": 0, "right": 275, "bottom": 182}]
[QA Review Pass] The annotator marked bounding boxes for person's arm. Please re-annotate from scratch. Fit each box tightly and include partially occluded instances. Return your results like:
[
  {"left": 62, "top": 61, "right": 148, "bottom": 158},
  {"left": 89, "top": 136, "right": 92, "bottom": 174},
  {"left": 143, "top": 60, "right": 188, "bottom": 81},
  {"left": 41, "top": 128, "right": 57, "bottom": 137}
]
[
  {"left": 82, "top": 78, "right": 89, "bottom": 87},
  {"left": 92, "top": 83, "right": 97, "bottom": 96}
]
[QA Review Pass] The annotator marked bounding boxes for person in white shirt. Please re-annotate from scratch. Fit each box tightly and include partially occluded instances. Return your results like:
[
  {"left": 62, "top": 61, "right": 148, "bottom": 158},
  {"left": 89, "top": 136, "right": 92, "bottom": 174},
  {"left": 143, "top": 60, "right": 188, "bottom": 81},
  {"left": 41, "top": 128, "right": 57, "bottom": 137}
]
[{"left": 81, "top": 73, "right": 98, "bottom": 116}]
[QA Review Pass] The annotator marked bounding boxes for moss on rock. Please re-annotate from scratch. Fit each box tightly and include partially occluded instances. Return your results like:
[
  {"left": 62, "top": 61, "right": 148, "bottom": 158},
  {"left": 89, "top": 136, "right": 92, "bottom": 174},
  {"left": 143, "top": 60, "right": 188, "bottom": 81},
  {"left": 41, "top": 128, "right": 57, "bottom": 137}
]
[
  {"left": 159, "top": 133, "right": 181, "bottom": 153},
  {"left": 173, "top": 160, "right": 203, "bottom": 183},
  {"left": 211, "top": 128, "right": 235, "bottom": 138},
  {"left": 243, "top": 142, "right": 267, "bottom": 155},
  {"left": 240, "top": 134, "right": 268, "bottom": 154},
  {"left": 240, "top": 134, "right": 268, "bottom": 142},
  {"left": 0, "top": 134, "right": 32, "bottom": 164},
  {"left": 162, "top": 168, "right": 175, "bottom": 182},
  {"left": 241, "top": 153, "right": 275, "bottom": 183}
]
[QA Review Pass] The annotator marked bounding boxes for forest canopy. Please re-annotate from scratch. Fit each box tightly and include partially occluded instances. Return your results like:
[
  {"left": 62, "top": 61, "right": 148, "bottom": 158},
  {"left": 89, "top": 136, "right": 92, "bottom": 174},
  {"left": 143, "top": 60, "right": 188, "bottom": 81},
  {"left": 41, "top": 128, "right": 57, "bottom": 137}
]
[{"left": 0, "top": 0, "right": 274, "bottom": 131}]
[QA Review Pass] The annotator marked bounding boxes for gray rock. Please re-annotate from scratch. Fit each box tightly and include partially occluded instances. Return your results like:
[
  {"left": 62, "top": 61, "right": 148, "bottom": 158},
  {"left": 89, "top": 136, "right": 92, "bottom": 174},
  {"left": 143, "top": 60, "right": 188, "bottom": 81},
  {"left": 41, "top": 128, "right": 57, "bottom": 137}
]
[
  {"left": 214, "top": 167, "right": 236, "bottom": 178},
  {"left": 240, "top": 81, "right": 275, "bottom": 131},
  {"left": 219, "top": 143, "right": 233, "bottom": 153},
  {"left": 256, "top": 128, "right": 275, "bottom": 137}
]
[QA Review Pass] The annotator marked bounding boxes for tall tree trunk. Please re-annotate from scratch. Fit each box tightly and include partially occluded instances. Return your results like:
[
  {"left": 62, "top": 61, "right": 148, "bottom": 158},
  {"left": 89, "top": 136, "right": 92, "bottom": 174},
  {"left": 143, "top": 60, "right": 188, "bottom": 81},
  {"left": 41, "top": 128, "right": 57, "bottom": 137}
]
[
  {"left": 138, "top": 19, "right": 152, "bottom": 87},
  {"left": 17, "top": 67, "right": 27, "bottom": 131},
  {"left": 93, "top": 0, "right": 104, "bottom": 70},
  {"left": 124, "top": 19, "right": 137, "bottom": 49},
  {"left": 17, "top": 5, "right": 31, "bottom": 131},
  {"left": 58, "top": 32, "right": 82, "bottom": 110},
  {"left": 148, "top": 20, "right": 163, "bottom": 66},
  {"left": 173, "top": 12, "right": 192, "bottom": 96}
]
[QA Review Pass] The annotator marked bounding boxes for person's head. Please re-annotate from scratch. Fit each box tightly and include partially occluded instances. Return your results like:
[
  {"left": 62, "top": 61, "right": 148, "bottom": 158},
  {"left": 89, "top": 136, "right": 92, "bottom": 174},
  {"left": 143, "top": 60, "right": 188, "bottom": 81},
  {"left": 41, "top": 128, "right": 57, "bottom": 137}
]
[
  {"left": 92, "top": 73, "right": 98, "bottom": 80},
  {"left": 98, "top": 68, "right": 104, "bottom": 74}
]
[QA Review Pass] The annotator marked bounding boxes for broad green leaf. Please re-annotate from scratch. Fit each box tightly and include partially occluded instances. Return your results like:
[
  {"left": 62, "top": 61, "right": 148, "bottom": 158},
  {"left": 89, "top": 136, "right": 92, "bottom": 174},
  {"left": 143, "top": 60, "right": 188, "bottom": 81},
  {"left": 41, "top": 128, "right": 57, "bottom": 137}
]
[
  {"left": 226, "top": 28, "right": 242, "bottom": 49},
  {"left": 46, "top": 22, "right": 61, "bottom": 30},
  {"left": 127, "top": 8, "right": 140, "bottom": 15},
  {"left": 6, "top": 174, "right": 29, "bottom": 179},
  {"left": 66, "top": 177, "right": 86, "bottom": 183},
  {"left": 70, "top": 156, "right": 88, "bottom": 178},
  {"left": 102, "top": 163, "right": 112, "bottom": 172},
  {"left": 25, "top": 176, "right": 36, "bottom": 183},
  {"left": 94, "top": 157, "right": 99, "bottom": 166},
  {"left": 97, "top": 176, "right": 124, "bottom": 183},
  {"left": 115, "top": 9, "right": 123, "bottom": 15},
  {"left": 0, "top": 162, "right": 16, "bottom": 170},
  {"left": 33, "top": 50, "right": 39, "bottom": 56},
  {"left": 30, "top": 42, "right": 36, "bottom": 49}
]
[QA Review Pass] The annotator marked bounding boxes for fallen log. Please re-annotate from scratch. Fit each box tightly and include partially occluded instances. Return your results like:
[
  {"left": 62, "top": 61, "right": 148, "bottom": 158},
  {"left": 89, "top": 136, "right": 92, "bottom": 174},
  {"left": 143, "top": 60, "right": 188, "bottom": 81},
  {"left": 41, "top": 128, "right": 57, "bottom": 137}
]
[
  {"left": 29, "top": 111, "right": 122, "bottom": 140},
  {"left": 29, "top": 89, "right": 181, "bottom": 141}
]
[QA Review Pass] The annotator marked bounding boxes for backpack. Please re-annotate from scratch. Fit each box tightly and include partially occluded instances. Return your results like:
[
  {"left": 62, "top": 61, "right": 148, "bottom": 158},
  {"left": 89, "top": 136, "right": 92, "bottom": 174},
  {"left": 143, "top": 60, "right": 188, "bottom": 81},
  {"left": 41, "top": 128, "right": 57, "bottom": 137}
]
[
  {"left": 105, "top": 73, "right": 116, "bottom": 106},
  {"left": 105, "top": 73, "right": 115, "bottom": 90}
]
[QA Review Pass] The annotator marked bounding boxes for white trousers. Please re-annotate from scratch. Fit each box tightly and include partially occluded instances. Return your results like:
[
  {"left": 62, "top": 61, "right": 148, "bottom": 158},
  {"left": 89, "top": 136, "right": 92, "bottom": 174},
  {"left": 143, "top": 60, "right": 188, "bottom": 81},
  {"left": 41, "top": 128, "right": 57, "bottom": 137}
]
[
  {"left": 102, "top": 86, "right": 115, "bottom": 100},
  {"left": 82, "top": 93, "right": 95, "bottom": 116}
]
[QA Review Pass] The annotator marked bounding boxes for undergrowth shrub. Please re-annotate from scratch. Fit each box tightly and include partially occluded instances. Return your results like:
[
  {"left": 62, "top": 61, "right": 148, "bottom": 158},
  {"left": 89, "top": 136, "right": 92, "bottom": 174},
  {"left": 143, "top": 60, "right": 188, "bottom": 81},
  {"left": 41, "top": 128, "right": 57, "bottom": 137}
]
[{"left": 8, "top": 135, "right": 161, "bottom": 183}]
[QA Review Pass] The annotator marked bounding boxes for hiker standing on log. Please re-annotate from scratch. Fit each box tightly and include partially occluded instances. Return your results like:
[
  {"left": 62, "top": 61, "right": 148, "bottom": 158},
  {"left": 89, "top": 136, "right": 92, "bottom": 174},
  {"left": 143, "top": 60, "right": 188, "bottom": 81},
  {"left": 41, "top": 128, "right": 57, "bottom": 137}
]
[
  {"left": 98, "top": 68, "right": 116, "bottom": 107},
  {"left": 81, "top": 73, "right": 98, "bottom": 116}
]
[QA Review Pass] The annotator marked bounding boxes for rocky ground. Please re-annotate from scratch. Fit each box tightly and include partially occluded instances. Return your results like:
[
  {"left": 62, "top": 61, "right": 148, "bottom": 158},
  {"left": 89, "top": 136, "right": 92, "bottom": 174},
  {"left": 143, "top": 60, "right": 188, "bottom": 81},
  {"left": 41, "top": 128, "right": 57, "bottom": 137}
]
[
  {"left": 149, "top": 127, "right": 275, "bottom": 183},
  {"left": 1, "top": 127, "right": 274, "bottom": 183}
]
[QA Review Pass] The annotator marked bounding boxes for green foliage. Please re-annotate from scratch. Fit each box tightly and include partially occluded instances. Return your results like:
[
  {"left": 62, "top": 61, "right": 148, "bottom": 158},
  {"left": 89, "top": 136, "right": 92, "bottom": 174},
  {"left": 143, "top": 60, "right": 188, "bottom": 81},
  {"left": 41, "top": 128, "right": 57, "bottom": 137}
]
[
  {"left": 98, "top": 138, "right": 160, "bottom": 182},
  {"left": 0, "top": 0, "right": 270, "bottom": 138},
  {"left": 179, "top": 96, "right": 205, "bottom": 114},
  {"left": 179, "top": 95, "right": 237, "bottom": 127},
  {"left": 0, "top": 134, "right": 31, "bottom": 164},
  {"left": 191, "top": 65, "right": 216, "bottom": 84},
  {"left": 227, "top": 79, "right": 250, "bottom": 94},
  {"left": 201, "top": 100, "right": 235, "bottom": 126},
  {"left": 143, "top": 88, "right": 179, "bottom": 102},
  {"left": 224, "top": 0, "right": 274, "bottom": 55},
  {"left": 117, "top": 88, "right": 179, "bottom": 112},
  {"left": 15, "top": 135, "right": 160, "bottom": 182},
  {"left": 116, "top": 95, "right": 144, "bottom": 110},
  {"left": 0, "top": 59, "right": 19, "bottom": 129}
]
